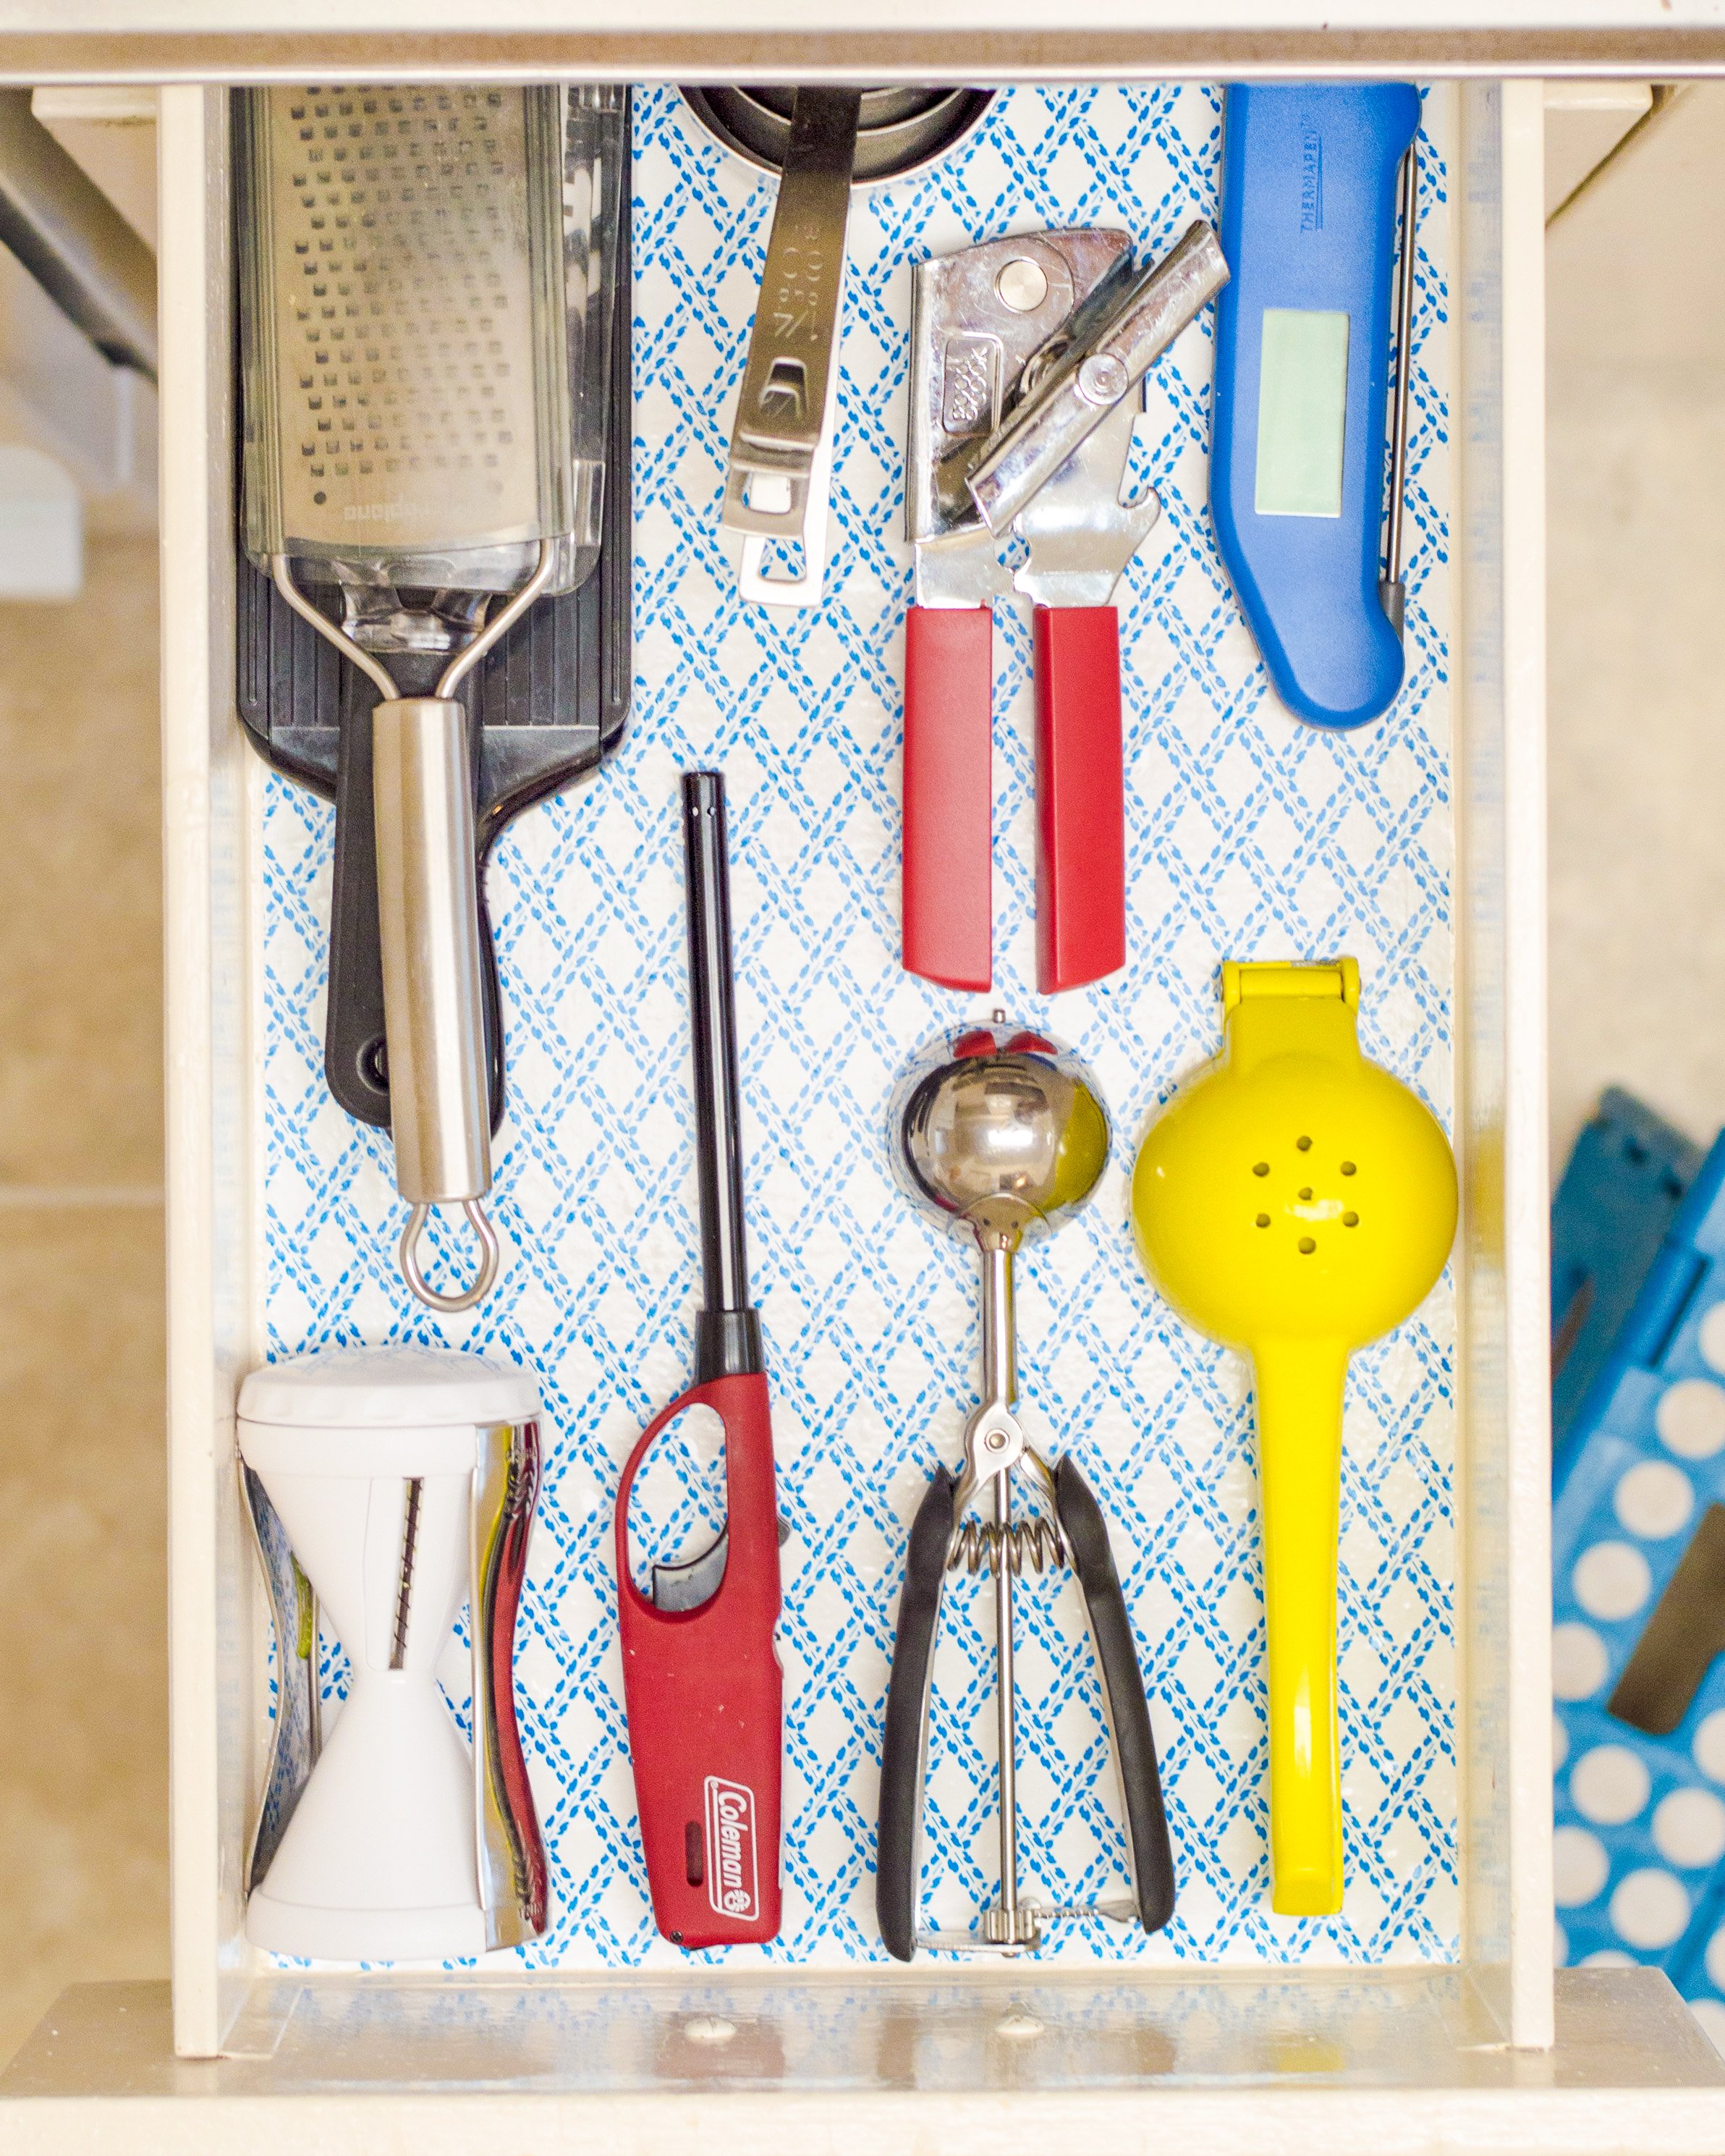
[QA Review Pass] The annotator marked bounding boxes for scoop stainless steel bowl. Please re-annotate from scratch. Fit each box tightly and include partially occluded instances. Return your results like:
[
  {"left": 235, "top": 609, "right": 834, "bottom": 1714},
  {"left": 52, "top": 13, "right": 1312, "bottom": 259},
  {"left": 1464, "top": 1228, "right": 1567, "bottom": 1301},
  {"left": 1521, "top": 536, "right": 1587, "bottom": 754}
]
[{"left": 892, "top": 1018, "right": 1111, "bottom": 1253}]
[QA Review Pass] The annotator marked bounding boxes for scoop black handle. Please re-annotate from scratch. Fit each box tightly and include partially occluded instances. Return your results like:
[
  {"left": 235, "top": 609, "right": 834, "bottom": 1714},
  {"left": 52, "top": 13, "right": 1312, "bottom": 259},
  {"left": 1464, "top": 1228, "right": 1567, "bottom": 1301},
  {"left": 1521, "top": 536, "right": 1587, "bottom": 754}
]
[
  {"left": 876, "top": 1459, "right": 1176, "bottom": 1957},
  {"left": 876, "top": 1466, "right": 957, "bottom": 1963},
  {"left": 1053, "top": 1454, "right": 1177, "bottom": 1935}
]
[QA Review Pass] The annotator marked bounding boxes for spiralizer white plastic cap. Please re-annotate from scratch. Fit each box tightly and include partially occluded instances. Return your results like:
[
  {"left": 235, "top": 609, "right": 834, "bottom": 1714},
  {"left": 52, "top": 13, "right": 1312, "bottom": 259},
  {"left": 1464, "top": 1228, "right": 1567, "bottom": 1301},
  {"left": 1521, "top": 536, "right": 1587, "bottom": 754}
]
[
  {"left": 238, "top": 1347, "right": 541, "bottom": 1477},
  {"left": 239, "top": 1344, "right": 539, "bottom": 1429}
]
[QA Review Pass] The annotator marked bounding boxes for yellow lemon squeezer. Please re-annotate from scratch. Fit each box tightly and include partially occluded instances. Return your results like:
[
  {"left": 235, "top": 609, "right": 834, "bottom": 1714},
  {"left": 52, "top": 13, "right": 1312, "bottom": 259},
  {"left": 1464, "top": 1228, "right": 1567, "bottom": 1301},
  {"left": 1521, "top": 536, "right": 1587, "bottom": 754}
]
[{"left": 1129, "top": 960, "right": 1457, "bottom": 1916}]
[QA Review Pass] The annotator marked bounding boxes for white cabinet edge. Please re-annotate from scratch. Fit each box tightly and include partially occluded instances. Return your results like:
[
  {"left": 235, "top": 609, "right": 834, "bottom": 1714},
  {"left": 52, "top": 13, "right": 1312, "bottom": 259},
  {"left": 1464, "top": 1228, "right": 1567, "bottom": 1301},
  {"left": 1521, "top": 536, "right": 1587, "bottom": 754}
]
[
  {"left": 1499, "top": 76, "right": 1555, "bottom": 2053},
  {"left": 1, "top": 0, "right": 1724, "bottom": 32}
]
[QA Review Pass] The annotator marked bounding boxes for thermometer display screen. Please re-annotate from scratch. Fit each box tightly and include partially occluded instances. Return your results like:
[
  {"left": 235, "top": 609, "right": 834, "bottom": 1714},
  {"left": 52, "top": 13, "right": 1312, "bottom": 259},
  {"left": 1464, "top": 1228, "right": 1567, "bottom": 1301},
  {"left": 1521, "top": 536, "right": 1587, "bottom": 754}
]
[{"left": 1254, "top": 308, "right": 1349, "bottom": 518}]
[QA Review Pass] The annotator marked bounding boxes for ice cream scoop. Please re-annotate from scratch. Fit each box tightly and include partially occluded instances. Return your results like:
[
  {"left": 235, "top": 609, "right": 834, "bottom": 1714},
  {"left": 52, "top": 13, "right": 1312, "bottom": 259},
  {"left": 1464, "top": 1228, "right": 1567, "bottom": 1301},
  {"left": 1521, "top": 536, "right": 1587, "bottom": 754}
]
[
  {"left": 1130, "top": 959, "right": 1456, "bottom": 1915},
  {"left": 876, "top": 1018, "right": 1176, "bottom": 1959}
]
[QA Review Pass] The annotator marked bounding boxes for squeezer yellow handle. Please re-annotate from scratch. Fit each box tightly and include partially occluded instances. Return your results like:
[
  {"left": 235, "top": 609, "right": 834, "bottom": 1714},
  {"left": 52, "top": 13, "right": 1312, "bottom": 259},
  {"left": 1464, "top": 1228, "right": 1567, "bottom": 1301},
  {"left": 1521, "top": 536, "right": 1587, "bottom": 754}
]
[{"left": 1253, "top": 1335, "right": 1349, "bottom": 1916}]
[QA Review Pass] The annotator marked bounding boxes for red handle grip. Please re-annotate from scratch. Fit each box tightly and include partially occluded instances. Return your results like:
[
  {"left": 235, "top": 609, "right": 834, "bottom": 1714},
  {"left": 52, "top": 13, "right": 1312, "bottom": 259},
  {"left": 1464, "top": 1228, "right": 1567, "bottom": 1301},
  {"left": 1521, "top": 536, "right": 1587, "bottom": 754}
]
[
  {"left": 1033, "top": 605, "right": 1127, "bottom": 994},
  {"left": 902, "top": 603, "right": 993, "bottom": 991},
  {"left": 615, "top": 1371, "right": 782, "bottom": 1948}
]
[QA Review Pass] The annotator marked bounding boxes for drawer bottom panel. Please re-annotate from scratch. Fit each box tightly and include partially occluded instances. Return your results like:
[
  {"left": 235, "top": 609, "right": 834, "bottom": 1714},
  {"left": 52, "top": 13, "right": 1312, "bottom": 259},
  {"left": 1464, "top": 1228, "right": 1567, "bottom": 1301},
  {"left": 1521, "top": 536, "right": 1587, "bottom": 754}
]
[{"left": 252, "top": 78, "right": 1458, "bottom": 1972}]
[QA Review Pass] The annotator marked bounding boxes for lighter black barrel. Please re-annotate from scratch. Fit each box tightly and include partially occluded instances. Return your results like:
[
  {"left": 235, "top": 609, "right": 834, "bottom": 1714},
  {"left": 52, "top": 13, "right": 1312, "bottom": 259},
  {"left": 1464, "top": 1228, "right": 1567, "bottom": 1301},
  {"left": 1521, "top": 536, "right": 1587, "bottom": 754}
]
[{"left": 680, "top": 770, "right": 764, "bottom": 1380}]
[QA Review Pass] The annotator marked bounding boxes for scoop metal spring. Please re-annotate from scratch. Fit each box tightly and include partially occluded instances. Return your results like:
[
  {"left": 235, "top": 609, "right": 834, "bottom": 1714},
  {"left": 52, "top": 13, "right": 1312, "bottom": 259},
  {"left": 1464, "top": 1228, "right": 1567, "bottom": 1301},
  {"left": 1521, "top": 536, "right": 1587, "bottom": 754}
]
[{"left": 947, "top": 1515, "right": 1065, "bottom": 1578}]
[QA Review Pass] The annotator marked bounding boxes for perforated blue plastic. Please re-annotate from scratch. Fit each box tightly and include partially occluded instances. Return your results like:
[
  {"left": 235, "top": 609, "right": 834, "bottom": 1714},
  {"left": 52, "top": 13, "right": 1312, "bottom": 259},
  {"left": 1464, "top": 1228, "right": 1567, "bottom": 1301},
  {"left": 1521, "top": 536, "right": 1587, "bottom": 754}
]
[
  {"left": 1553, "top": 1117, "right": 1725, "bottom": 2053},
  {"left": 1551, "top": 1091, "right": 1701, "bottom": 1470}
]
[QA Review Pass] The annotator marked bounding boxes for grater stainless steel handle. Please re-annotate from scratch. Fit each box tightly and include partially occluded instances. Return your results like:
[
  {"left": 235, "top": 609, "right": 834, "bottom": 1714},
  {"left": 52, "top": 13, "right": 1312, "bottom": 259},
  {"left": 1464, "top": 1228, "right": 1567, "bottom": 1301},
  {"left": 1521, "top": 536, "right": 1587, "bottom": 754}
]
[
  {"left": 371, "top": 703, "right": 491, "bottom": 1209},
  {"left": 239, "top": 84, "right": 580, "bottom": 1311}
]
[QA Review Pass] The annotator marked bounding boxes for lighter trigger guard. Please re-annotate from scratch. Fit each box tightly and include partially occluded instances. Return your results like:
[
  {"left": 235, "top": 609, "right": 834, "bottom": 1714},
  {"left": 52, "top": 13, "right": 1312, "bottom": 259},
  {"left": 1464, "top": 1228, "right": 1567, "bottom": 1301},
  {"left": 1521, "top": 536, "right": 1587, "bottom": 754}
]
[
  {"left": 616, "top": 1386, "right": 728, "bottom": 1617},
  {"left": 616, "top": 1381, "right": 787, "bottom": 1616},
  {"left": 650, "top": 1512, "right": 794, "bottom": 1613}
]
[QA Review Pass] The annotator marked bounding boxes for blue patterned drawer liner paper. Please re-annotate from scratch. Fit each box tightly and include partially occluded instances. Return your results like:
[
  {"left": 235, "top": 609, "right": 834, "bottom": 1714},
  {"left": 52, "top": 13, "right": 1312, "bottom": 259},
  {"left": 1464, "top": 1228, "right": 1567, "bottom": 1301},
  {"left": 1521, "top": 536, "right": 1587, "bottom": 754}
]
[{"left": 258, "top": 80, "right": 1457, "bottom": 1969}]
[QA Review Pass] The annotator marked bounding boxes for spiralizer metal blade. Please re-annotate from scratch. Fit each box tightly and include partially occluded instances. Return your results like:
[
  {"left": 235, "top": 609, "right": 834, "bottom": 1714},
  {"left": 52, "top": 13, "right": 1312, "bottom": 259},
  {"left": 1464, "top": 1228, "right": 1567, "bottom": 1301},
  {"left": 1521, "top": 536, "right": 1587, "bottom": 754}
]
[{"left": 1129, "top": 960, "right": 1456, "bottom": 1915}]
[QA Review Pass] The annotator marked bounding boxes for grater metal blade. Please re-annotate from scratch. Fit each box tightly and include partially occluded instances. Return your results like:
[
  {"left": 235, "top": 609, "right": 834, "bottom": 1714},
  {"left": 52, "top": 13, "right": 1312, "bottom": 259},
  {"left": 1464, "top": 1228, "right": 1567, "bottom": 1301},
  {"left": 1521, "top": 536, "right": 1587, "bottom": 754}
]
[{"left": 239, "top": 83, "right": 573, "bottom": 591}]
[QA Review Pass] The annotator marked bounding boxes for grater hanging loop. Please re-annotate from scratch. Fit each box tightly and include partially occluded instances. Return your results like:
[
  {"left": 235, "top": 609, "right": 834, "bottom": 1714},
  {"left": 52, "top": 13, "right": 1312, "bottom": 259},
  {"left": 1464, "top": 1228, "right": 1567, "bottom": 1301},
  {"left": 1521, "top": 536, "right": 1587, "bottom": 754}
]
[{"left": 399, "top": 1198, "right": 501, "bottom": 1316}]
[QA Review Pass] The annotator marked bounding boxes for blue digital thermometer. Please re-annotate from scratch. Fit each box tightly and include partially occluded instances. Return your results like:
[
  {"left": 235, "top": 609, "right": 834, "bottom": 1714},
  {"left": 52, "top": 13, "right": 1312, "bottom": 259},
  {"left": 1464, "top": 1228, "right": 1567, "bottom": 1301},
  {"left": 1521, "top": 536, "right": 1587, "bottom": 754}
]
[{"left": 1211, "top": 84, "right": 1421, "bottom": 731}]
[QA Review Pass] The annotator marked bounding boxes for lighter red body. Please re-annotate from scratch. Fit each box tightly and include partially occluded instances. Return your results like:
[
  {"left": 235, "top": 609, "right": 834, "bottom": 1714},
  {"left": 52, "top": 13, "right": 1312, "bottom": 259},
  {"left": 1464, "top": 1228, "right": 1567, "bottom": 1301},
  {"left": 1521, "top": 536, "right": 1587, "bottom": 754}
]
[{"left": 614, "top": 1371, "right": 783, "bottom": 1948}]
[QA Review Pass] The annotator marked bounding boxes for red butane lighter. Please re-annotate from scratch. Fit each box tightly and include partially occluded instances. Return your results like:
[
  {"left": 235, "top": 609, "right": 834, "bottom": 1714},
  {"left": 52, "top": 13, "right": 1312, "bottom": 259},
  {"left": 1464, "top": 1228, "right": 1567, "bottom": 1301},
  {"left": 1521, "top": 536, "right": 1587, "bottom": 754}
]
[{"left": 614, "top": 770, "right": 783, "bottom": 1948}]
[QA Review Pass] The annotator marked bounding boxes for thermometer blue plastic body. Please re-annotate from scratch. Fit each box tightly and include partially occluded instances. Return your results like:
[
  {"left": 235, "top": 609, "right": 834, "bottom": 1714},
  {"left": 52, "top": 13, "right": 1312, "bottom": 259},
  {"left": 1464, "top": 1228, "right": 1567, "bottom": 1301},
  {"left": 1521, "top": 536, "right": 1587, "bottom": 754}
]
[{"left": 1210, "top": 83, "right": 1420, "bottom": 732}]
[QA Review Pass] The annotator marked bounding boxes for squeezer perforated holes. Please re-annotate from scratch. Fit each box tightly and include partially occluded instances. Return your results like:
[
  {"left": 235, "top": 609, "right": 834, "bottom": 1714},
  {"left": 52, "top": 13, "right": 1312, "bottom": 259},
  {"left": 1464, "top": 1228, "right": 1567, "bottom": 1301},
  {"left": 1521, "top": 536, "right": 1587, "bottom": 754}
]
[{"left": 1248, "top": 1138, "right": 1364, "bottom": 1244}]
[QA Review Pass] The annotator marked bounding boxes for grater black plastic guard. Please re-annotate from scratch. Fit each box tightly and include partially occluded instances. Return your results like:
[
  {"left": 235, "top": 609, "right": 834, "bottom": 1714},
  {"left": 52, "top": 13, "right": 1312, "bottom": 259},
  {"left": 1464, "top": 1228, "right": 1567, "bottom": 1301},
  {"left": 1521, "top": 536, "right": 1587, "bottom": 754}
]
[{"left": 234, "top": 110, "right": 633, "bottom": 1136}]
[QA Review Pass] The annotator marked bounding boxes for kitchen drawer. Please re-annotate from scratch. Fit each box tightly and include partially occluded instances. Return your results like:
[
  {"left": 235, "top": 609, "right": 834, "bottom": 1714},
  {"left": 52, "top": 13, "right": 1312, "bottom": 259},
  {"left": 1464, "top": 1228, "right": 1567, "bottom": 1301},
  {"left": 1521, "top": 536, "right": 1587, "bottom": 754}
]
[{"left": 19, "top": 59, "right": 1669, "bottom": 2152}]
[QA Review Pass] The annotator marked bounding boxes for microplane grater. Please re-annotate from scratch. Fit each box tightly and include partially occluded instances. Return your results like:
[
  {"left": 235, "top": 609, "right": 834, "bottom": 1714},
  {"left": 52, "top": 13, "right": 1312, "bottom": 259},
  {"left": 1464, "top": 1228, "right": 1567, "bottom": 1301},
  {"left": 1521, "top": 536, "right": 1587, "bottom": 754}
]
[
  {"left": 239, "top": 83, "right": 573, "bottom": 583},
  {"left": 236, "top": 81, "right": 584, "bottom": 1313}
]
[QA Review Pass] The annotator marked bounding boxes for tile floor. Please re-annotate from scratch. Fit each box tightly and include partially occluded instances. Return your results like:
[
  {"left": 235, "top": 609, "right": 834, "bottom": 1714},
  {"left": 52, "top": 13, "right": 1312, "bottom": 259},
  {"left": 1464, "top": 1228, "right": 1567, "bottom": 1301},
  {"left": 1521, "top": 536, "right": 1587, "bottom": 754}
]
[
  {"left": 0, "top": 536, "right": 165, "bottom": 2059},
  {"left": 2, "top": 83, "right": 1723, "bottom": 2063}
]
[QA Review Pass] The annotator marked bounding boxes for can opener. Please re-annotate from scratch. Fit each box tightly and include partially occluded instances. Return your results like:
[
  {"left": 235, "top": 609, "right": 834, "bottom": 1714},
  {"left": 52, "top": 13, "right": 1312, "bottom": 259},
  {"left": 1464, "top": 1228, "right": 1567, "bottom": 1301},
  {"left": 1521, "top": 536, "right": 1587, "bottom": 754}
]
[{"left": 901, "top": 220, "right": 1228, "bottom": 996}]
